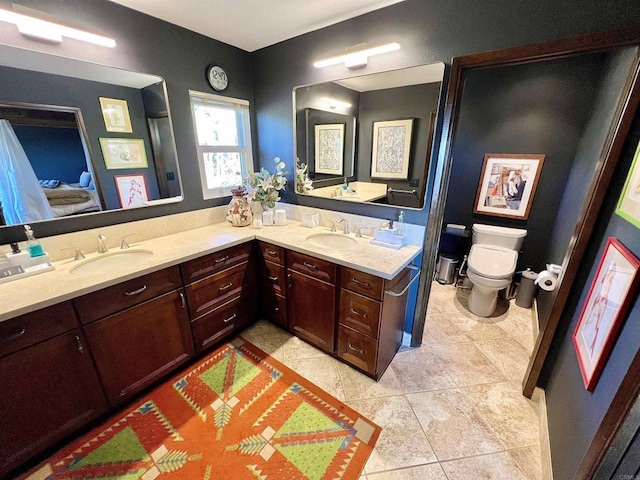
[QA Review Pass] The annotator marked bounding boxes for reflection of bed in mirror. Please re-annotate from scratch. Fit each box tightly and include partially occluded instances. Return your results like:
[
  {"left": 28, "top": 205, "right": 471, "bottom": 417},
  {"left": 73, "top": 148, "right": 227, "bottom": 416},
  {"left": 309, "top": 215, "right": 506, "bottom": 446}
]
[{"left": 41, "top": 180, "right": 101, "bottom": 218}]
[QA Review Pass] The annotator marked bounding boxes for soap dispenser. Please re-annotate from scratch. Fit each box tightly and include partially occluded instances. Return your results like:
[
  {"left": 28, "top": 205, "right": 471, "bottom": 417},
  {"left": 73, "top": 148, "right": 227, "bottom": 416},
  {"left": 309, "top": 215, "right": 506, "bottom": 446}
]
[{"left": 24, "top": 225, "right": 45, "bottom": 257}]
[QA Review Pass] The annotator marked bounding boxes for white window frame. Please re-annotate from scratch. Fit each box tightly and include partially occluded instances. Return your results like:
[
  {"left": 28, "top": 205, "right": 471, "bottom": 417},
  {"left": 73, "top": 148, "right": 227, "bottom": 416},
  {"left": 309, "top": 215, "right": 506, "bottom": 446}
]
[{"left": 189, "top": 90, "right": 254, "bottom": 199}]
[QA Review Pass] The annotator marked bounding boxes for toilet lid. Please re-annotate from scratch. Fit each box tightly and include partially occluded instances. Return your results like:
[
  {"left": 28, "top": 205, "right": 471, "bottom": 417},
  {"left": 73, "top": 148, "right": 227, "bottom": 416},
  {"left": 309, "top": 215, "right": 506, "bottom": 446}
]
[{"left": 467, "top": 244, "right": 518, "bottom": 279}]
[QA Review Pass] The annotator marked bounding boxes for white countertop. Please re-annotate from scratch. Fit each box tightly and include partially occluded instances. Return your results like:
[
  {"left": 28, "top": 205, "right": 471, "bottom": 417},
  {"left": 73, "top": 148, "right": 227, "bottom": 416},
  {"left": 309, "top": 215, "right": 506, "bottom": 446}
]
[{"left": 0, "top": 220, "right": 421, "bottom": 323}]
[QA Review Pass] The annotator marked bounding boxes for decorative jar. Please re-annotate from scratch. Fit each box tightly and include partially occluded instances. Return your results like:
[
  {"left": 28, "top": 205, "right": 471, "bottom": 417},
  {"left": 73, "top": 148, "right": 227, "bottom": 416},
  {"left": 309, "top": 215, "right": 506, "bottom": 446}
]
[{"left": 226, "top": 187, "right": 253, "bottom": 227}]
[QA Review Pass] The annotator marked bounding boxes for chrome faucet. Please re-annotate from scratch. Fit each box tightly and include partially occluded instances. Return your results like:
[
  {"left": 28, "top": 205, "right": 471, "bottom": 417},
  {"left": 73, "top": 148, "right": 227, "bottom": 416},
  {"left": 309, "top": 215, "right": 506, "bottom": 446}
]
[
  {"left": 336, "top": 218, "right": 350, "bottom": 234},
  {"left": 97, "top": 234, "right": 108, "bottom": 253},
  {"left": 332, "top": 187, "right": 343, "bottom": 198}
]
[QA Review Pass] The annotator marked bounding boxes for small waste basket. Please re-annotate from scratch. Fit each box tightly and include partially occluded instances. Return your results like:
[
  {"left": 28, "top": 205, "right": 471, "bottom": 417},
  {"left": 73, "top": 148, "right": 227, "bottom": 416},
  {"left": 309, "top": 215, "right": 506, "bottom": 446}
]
[
  {"left": 436, "top": 254, "right": 459, "bottom": 285},
  {"left": 516, "top": 269, "right": 538, "bottom": 308}
]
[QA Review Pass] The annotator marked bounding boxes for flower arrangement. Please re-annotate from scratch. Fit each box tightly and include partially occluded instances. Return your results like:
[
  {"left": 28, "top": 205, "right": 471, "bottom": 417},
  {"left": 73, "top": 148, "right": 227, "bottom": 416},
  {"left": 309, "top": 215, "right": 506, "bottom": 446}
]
[
  {"left": 295, "top": 159, "right": 314, "bottom": 194},
  {"left": 244, "top": 157, "right": 287, "bottom": 210}
]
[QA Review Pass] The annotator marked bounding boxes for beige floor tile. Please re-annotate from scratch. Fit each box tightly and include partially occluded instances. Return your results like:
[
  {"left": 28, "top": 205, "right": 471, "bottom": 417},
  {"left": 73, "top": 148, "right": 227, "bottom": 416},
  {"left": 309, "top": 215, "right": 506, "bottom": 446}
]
[
  {"left": 459, "top": 381, "right": 540, "bottom": 450},
  {"left": 285, "top": 356, "right": 345, "bottom": 401},
  {"left": 423, "top": 313, "right": 472, "bottom": 345},
  {"left": 367, "top": 463, "right": 448, "bottom": 480},
  {"left": 337, "top": 363, "right": 403, "bottom": 401},
  {"left": 389, "top": 346, "right": 456, "bottom": 393},
  {"left": 281, "top": 335, "right": 327, "bottom": 363},
  {"left": 241, "top": 320, "right": 290, "bottom": 362},
  {"left": 430, "top": 342, "right": 506, "bottom": 387},
  {"left": 441, "top": 451, "right": 529, "bottom": 480},
  {"left": 406, "top": 389, "right": 503, "bottom": 461},
  {"left": 513, "top": 333, "right": 535, "bottom": 351},
  {"left": 474, "top": 337, "right": 531, "bottom": 380},
  {"left": 349, "top": 395, "right": 437, "bottom": 473},
  {"left": 508, "top": 446, "right": 543, "bottom": 480},
  {"left": 495, "top": 307, "right": 536, "bottom": 338}
]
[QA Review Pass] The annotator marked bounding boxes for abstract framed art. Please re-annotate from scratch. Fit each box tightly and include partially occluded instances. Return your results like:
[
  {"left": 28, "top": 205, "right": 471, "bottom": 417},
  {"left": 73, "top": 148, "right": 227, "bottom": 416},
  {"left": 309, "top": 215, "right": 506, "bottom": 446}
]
[
  {"left": 114, "top": 174, "right": 149, "bottom": 208},
  {"left": 616, "top": 140, "right": 640, "bottom": 229},
  {"left": 573, "top": 237, "right": 640, "bottom": 391},
  {"left": 314, "top": 123, "right": 345, "bottom": 175},
  {"left": 474, "top": 153, "right": 545, "bottom": 219},
  {"left": 371, "top": 118, "right": 413, "bottom": 180}
]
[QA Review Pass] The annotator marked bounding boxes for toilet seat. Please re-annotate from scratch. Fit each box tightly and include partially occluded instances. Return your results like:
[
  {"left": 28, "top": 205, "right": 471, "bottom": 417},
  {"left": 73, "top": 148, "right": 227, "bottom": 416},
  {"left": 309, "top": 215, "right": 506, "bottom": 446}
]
[{"left": 467, "top": 244, "right": 518, "bottom": 279}]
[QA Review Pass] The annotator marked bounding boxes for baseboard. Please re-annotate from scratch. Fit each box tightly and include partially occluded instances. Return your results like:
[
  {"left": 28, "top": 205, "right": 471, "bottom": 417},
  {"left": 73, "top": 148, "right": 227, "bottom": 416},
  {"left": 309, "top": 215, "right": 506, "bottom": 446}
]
[
  {"left": 532, "top": 298, "right": 540, "bottom": 339},
  {"left": 534, "top": 387, "right": 554, "bottom": 480}
]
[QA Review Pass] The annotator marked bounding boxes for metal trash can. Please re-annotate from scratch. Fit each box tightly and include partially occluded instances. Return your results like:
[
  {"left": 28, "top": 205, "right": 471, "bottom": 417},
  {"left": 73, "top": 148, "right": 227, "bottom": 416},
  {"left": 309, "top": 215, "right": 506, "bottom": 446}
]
[
  {"left": 516, "top": 269, "right": 538, "bottom": 308},
  {"left": 436, "top": 254, "right": 459, "bottom": 285}
]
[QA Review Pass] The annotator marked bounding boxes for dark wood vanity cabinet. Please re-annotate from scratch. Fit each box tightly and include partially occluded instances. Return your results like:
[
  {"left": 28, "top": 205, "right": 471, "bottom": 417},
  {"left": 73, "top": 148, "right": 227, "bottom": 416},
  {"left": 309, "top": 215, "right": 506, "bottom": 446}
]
[
  {"left": 181, "top": 242, "right": 257, "bottom": 353},
  {"left": 257, "top": 241, "right": 287, "bottom": 329},
  {"left": 286, "top": 250, "right": 337, "bottom": 354},
  {"left": 0, "top": 302, "right": 107, "bottom": 477},
  {"left": 77, "top": 266, "right": 194, "bottom": 406},
  {"left": 337, "top": 267, "right": 411, "bottom": 379}
]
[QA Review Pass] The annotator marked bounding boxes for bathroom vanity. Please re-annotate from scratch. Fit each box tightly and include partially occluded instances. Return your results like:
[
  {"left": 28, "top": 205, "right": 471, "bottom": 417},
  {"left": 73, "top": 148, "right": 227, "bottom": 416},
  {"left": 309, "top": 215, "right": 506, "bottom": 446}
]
[{"left": 0, "top": 217, "right": 420, "bottom": 477}]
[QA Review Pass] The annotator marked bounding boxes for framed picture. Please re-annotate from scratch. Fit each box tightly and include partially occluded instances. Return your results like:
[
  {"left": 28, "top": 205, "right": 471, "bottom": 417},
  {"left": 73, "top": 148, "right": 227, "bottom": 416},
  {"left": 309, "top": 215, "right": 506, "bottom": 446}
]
[
  {"left": 573, "top": 237, "right": 640, "bottom": 391},
  {"left": 99, "top": 97, "right": 133, "bottom": 133},
  {"left": 114, "top": 174, "right": 149, "bottom": 208},
  {"left": 99, "top": 138, "right": 148, "bottom": 169},
  {"left": 371, "top": 119, "right": 413, "bottom": 179},
  {"left": 615, "top": 140, "right": 640, "bottom": 229},
  {"left": 314, "top": 123, "right": 345, "bottom": 175},
  {"left": 473, "top": 153, "right": 545, "bottom": 219}
]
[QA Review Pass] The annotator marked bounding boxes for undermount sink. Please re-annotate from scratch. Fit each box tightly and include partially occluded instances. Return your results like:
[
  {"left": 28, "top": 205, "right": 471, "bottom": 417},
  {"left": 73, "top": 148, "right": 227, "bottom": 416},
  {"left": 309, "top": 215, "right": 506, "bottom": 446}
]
[
  {"left": 305, "top": 233, "right": 357, "bottom": 251},
  {"left": 70, "top": 249, "right": 154, "bottom": 275}
]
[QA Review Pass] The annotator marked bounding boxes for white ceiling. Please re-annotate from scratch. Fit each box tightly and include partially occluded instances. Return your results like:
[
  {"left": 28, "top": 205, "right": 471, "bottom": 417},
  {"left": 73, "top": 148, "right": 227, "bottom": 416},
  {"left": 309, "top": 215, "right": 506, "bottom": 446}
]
[{"left": 108, "top": 0, "right": 407, "bottom": 52}]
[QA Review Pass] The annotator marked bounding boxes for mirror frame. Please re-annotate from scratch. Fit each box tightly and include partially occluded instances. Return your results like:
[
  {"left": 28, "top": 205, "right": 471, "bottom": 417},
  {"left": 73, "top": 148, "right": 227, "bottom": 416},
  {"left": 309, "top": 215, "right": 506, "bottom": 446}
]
[
  {"left": 0, "top": 46, "right": 184, "bottom": 231},
  {"left": 292, "top": 63, "right": 445, "bottom": 210},
  {"left": 413, "top": 27, "right": 640, "bottom": 401}
]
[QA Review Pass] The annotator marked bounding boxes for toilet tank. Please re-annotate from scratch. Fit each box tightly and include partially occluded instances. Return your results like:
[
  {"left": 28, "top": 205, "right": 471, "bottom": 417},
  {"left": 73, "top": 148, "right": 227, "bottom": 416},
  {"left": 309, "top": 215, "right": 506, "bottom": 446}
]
[{"left": 472, "top": 224, "right": 527, "bottom": 250}]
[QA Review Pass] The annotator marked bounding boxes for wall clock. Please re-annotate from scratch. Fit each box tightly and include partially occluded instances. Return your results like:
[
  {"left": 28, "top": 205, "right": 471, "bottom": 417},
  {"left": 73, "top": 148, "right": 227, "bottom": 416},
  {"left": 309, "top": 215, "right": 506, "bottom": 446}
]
[{"left": 207, "top": 65, "right": 228, "bottom": 92}]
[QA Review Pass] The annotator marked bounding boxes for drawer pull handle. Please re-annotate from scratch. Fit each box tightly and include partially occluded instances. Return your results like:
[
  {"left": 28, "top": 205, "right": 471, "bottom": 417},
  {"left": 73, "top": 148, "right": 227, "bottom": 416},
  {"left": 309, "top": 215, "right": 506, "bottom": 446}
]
[
  {"left": 124, "top": 285, "right": 147, "bottom": 296},
  {"left": 267, "top": 275, "right": 279, "bottom": 282},
  {"left": 350, "top": 308, "right": 368, "bottom": 318},
  {"left": 348, "top": 343, "right": 365, "bottom": 355},
  {"left": 179, "top": 292, "right": 186, "bottom": 309},
  {"left": 75, "top": 335, "right": 84, "bottom": 354},
  {"left": 303, "top": 262, "right": 318, "bottom": 271},
  {"left": 214, "top": 256, "right": 229, "bottom": 264},
  {"left": 3, "top": 328, "right": 26, "bottom": 342},
  {"left": 351, "top": 278, "right": 371, "bottom": 289},
  {"left": 223, "top": 313, "right": 237, "bottom": 323},
  {"left": 218, "top": 282, "right": 234, "bottom": 292},
  {"left": 265, "top": 249, "right": 278, "bottom": 257},
  {"left": 274, "top": 307, "right": 280, "bottom": 312}
]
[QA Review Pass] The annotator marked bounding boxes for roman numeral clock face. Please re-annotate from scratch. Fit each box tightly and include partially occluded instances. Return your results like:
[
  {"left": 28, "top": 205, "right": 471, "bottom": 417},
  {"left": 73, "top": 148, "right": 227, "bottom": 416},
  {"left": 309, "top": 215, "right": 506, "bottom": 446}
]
[{"left": 207, "top": 65, "right": 228, "bottom": 92}]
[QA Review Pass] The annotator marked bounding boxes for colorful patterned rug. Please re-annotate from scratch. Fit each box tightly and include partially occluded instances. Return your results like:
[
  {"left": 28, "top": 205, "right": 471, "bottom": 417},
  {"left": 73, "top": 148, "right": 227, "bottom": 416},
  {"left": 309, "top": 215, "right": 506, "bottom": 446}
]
[{"left": 22, "top": 337, "right": 380, "bottom": 480}]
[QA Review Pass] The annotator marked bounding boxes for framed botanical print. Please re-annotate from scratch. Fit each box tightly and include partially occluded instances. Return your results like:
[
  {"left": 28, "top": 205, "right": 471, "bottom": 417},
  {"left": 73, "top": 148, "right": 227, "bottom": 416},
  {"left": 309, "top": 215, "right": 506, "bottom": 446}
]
[
  {"left": 573, "top": 237, "right": 640, "bottom": 391},
  {"left": 474, "top": 153, "right": 545, "bottom": 220},
  {"left": 100, "top": 138, "right": 148, "bottom": 169},
  {"left": 99, "top": 97, "right": 133, "bottom": 133},
  {"left": 616, "top": 140, "right": 640, "bottom": 229},
  {"left": 371, "top": 119, "right": 413, "bottom": 180},
  {"left": 314, "top": 123, "right": 345, "bottom": 175}
]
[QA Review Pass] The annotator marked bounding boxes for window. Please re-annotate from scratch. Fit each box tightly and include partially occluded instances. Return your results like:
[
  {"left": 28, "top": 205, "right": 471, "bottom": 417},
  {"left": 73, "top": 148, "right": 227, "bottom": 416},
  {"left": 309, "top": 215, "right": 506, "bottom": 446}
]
[{"left": 189, "top": 90, "right": 254, "bottom": 199}]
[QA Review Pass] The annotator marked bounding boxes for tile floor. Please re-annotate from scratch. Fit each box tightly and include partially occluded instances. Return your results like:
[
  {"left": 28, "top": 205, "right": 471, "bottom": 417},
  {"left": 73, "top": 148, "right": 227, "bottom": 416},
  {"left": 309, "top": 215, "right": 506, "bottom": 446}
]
[{"left": 241, "top": 282, "right": 543, "bottom": 480}]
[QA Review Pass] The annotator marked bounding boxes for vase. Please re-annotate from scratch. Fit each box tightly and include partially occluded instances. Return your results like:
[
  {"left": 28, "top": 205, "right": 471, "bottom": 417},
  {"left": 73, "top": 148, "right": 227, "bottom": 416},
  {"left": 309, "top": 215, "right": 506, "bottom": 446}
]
[{"left": 226, "top": 187, "right": 253, "bottom": 227}]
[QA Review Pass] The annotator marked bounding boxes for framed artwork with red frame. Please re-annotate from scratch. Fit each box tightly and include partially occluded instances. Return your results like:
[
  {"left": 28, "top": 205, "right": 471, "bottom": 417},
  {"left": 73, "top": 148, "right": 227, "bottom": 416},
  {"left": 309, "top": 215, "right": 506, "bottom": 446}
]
[
  {"left": 114, "top": 174, "right": 149, "bottom": 208},
  {"left": 573, "top": 237, "right": 640, "bottom": 391}
]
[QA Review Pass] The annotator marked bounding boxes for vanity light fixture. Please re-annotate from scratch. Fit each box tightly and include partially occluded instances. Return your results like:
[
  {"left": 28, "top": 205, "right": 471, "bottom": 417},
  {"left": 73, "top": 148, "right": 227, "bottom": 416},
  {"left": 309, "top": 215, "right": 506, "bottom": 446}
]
[
  {"left": 313, "top": 42, "right": 400, "bottom": 69},
  {"left": 0, "top": 7, "right": 116, "bottom": 47},
  {"left": 322, "top": 97, "right": 352, "bottom": 109}
]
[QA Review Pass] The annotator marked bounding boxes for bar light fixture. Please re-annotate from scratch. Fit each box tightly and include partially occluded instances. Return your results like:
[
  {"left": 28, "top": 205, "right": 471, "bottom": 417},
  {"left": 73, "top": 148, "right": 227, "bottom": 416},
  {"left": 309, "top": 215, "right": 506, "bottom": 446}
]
[
  {"left": 322, "top": 97, "right": 352, "bottom": 109},
  {"left": 0, "top": 7, "right": 116, "bottom": 47},
  {"left": 313, "top": 42, "right": 400, "bottom": 69}
]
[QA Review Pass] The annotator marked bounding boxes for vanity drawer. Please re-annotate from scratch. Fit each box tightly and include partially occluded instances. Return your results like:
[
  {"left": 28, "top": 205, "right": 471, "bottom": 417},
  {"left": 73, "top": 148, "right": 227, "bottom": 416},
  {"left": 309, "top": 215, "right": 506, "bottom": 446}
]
[
  {"left": 339, "top": 289, "right": 381, "bottom": 339},
  {"left": 258, "top": 242, "right": 285, "bottom": 266},
  {"left": 337, "top": 325, "right": 377, "bottom": 375},
  {"left": 287, "top": 251, "right": 336, "bottom": 284},
  {"left": 261, "top": 260, "right": 286, "bottom": 296},
  {"left": 191, "top": 296, "right": 243, "bottom": 353},
  {"left": 181, "top": 242, "right": 252, "bottom": 283},
  {"left": 0, "top": 302, "right": 78, "bottom": 358},
  {"left": 340, "top": 267, "right": 384, "bottom": 301},
  {"left": 75, "top": 266, "right": 182, "bottom": 324},
  {"left": 263, "top": 293, "right": 287, "bottom": 329},
  {"left": 185, "top": 261, "right": 248, "bottom": 319}
]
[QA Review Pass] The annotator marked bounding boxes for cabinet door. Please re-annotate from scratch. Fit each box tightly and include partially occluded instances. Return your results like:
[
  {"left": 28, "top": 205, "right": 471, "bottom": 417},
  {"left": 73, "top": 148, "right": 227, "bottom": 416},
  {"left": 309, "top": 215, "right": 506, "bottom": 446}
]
[
  {"left": 85, "top": 289, "right": 194, "bottom": 406},
  {"left": 287, "top": 270, "right": 335, "bottom": 353},
  {"left": 0, "top": 329, "right": 107, "bottom": 477}
]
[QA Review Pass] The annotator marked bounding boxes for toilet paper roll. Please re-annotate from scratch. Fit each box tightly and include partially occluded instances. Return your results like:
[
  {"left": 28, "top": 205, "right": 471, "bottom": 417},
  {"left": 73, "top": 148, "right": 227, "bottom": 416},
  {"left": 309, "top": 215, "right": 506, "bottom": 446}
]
[{"left": 535, "top": 270, "right": 558, "bottom": 291}]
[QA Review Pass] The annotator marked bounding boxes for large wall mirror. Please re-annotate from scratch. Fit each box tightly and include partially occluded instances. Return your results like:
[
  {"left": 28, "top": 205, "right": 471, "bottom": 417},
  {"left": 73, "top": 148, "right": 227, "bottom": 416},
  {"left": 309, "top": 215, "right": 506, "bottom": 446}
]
[
  {"left": 293, "top": 62, "right": 445, "bottom": 209},
  {"left": 0, "top": 44, "right": 183, "bottom": 228}
]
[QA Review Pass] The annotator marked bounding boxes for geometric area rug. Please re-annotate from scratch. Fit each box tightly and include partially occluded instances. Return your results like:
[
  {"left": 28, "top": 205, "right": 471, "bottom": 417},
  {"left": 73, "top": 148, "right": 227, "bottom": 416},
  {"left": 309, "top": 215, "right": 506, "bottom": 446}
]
[{"left": 21, "top": 337, "right": 380, "bottom": 480}]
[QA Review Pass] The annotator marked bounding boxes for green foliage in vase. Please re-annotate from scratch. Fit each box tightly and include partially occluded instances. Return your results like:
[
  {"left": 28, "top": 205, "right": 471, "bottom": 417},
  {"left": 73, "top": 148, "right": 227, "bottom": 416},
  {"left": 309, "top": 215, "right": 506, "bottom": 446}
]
[
  {"left": 244, "top": 157, "right": 288, "bottom": 209},
  {"left": 295, "top": 159, "right": 314, "bottom": 194}
]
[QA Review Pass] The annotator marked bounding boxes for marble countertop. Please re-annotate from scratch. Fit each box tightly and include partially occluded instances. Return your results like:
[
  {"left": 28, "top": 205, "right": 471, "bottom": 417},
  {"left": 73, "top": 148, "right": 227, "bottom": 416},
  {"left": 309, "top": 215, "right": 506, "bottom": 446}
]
[{"left": 0, "top": 221, "right": 422, "bottom": 323}]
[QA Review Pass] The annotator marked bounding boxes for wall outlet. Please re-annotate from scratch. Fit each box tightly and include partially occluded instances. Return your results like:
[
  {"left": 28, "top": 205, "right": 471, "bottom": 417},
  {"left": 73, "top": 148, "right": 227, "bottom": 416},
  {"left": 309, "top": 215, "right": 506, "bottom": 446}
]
[
  {"left": 409, "top": 179, "right": 419, "bottom": 187},
  {"left": 166, "top": 172, "right": 175, "bottom": 181}
]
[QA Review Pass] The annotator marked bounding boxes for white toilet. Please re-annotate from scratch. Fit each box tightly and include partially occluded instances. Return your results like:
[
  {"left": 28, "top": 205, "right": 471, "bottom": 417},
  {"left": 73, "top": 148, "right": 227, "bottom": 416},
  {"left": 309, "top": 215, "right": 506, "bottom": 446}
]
[{"left": 466, "top": 224, "right": 527, "bottom": 317}]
